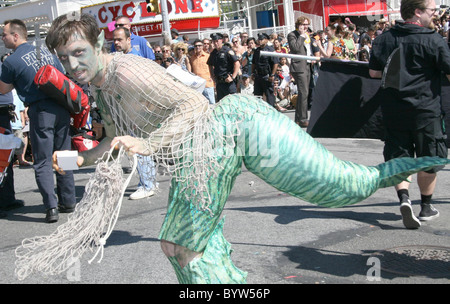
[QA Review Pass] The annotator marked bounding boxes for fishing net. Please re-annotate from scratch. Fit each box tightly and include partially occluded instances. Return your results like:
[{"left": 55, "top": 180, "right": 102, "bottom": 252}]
[{"left": 15, "top": 144, "right": 137, "bottom": 280}]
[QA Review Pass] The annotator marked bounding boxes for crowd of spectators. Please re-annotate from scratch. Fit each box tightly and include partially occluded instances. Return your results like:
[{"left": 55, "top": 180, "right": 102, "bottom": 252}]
[
  {"left": 142, "top": 18, "right": 399, "bottom": 110},
  {"left": 107, "top": 11, "right": 450, "bottom": 116}
]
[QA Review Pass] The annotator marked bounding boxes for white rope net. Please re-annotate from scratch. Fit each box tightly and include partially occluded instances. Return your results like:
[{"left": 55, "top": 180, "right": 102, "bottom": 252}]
[
  {"left": 15, "top": 146, "right": 136, "bottom": 280},
  {"left": 15, "top": 53, "right": 269, "bottom": 280}
]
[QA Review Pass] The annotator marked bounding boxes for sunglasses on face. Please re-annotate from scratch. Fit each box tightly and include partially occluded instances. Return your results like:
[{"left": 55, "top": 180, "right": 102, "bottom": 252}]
[{"left": 115, "top": 23, "right": 127, "bottom": 27}]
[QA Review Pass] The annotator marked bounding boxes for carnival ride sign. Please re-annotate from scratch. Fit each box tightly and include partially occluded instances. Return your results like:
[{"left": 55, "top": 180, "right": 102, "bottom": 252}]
[{"left": 81, "top": 0, "right": 220, "bottom": 36}]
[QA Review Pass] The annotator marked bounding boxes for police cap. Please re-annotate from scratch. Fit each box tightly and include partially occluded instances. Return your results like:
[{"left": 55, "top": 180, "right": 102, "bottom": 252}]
[
  {"left": 210, "top": 33, "right": 224, "bottom": 41},
  {"left": 257, "top": 33, "right": 269, "bottom": 40}
]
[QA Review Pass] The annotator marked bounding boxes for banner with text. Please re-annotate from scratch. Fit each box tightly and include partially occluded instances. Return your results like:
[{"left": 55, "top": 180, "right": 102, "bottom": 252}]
[{"left": 81, "top": 0, "right": 220, "bottom": 37}]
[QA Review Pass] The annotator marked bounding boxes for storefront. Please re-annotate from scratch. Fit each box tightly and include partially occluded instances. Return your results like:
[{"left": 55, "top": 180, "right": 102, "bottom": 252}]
[
  {"left": 0, "top": 0, "right": 220, "bottom": 49},
  {"left": 80, "top": 0, "right": 221, "bottom": 40},
  {"left": 276, "top": 0, "right": 393, "bottom": 29}
]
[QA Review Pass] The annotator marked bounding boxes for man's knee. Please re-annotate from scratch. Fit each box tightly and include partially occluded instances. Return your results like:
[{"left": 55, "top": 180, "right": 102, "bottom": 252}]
[
  {"left": 160, "top": 240, "right": 175, "bottom": 257},
  {"left": 160, "top": 240, "right": 202, "bottom": 269}
]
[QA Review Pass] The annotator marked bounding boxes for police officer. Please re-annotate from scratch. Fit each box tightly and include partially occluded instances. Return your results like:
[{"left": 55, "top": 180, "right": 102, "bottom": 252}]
[
  {"left": 207, "top": 33, "right": 240, "bottom": 101},
  {"left": 252, "top": 33, "right": 281, "bottom": 110}
]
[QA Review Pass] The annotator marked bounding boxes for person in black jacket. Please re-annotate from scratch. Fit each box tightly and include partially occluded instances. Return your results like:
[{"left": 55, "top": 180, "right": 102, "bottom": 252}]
[{"left": 369, "top": 0, "right": 450, "bottom": 229}]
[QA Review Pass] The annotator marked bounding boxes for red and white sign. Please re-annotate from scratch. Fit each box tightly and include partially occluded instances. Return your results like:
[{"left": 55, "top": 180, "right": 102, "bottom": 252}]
[
  {"left": 277, "top": 0, "right": 391, "bottom": 29},
  {"left": 81, "top": 0, "right": 220, "bottom": 37}
]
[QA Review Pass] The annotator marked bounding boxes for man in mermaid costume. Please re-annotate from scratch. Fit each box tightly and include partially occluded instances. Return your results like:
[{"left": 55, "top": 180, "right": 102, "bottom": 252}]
[{"left": 41, "top": 14, "right": 449, "bottom": 284}]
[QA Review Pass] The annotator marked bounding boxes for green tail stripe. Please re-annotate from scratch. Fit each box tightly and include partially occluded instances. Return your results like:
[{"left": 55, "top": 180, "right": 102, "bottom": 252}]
[{"left": 375, "top": 156, "right": 450, "bottom": 188}]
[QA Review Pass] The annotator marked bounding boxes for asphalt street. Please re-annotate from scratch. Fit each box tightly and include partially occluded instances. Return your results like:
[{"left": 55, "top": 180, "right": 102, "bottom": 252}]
[{"left": 1, "top": 111, "right": 449, "bottom": 285}]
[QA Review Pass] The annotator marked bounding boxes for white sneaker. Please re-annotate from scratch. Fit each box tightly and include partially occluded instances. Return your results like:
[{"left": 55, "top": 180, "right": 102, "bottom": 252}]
[
  {"left": 400, "top": 200, "right": 421, "bottom": 229},
  {"left": 129, "top": 187, "right": 155, "bottom": 200}
]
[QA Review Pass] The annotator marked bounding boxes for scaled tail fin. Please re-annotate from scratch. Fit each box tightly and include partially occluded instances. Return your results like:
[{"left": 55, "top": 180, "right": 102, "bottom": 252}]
[{"left": 376, "top": 156, "right": 449, "bottom": 188}]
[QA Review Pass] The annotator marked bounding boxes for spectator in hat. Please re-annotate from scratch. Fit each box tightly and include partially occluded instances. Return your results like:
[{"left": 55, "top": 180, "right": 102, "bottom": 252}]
[
  {"left": 239, "top": 73, "right": 254, "bottom": 95},
  {"left": 171, "top": 28, "right": 182, "bottom": 43},
  {"left": 252, "top": 33, "right": 285, "bottom": 111},
  {"left": 376, "top": 18, "right": 388, "bottom": 36}
]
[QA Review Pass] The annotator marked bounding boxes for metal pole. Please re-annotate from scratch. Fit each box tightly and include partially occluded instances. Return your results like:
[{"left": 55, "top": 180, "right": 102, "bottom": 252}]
[
  {"left": 260, "top": 50, "right": 320, "bottom": 61},
  {"left": 260, "top": 51, "right": 369, "bottom": 65},
  {"left": 160, "top": 0, "right": 171, "bottom": 45},
  {"left": 284, "top": 0, "right": 293, "bottom": 31},
  {"left": 246, "top": 0, "right": 253, "bottom": 36}
]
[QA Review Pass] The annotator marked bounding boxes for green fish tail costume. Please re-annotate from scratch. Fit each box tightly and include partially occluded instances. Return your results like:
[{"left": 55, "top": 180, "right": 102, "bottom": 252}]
[{"left": 159, "top": 94, "right": 450, "bottom": 283}]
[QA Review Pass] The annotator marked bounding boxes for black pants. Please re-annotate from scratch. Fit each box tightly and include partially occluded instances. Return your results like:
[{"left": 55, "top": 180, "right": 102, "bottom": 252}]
[
  {"left": 216, "top": 81, "right": 237, "bottom": 102},
  {"left": 0, "top": 111, "right": 15, "bottom": 206},
  {"left": 253, "top": 75, "right": 276, "bottom": 107},
  {"left": 383, "top": 117, "right": 448, "bottom": 174},
  {"left": 28, "top": 100, "right": 76, "bottom": 210}
]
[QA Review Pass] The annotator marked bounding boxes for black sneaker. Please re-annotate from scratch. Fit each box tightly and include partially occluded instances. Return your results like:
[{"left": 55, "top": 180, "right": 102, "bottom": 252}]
[
  {"left": 418, "top": 203, "right": 440, "bottom": 221},
  {"left": 399, "top": 197, "right": 421, "bottom": 229}
]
